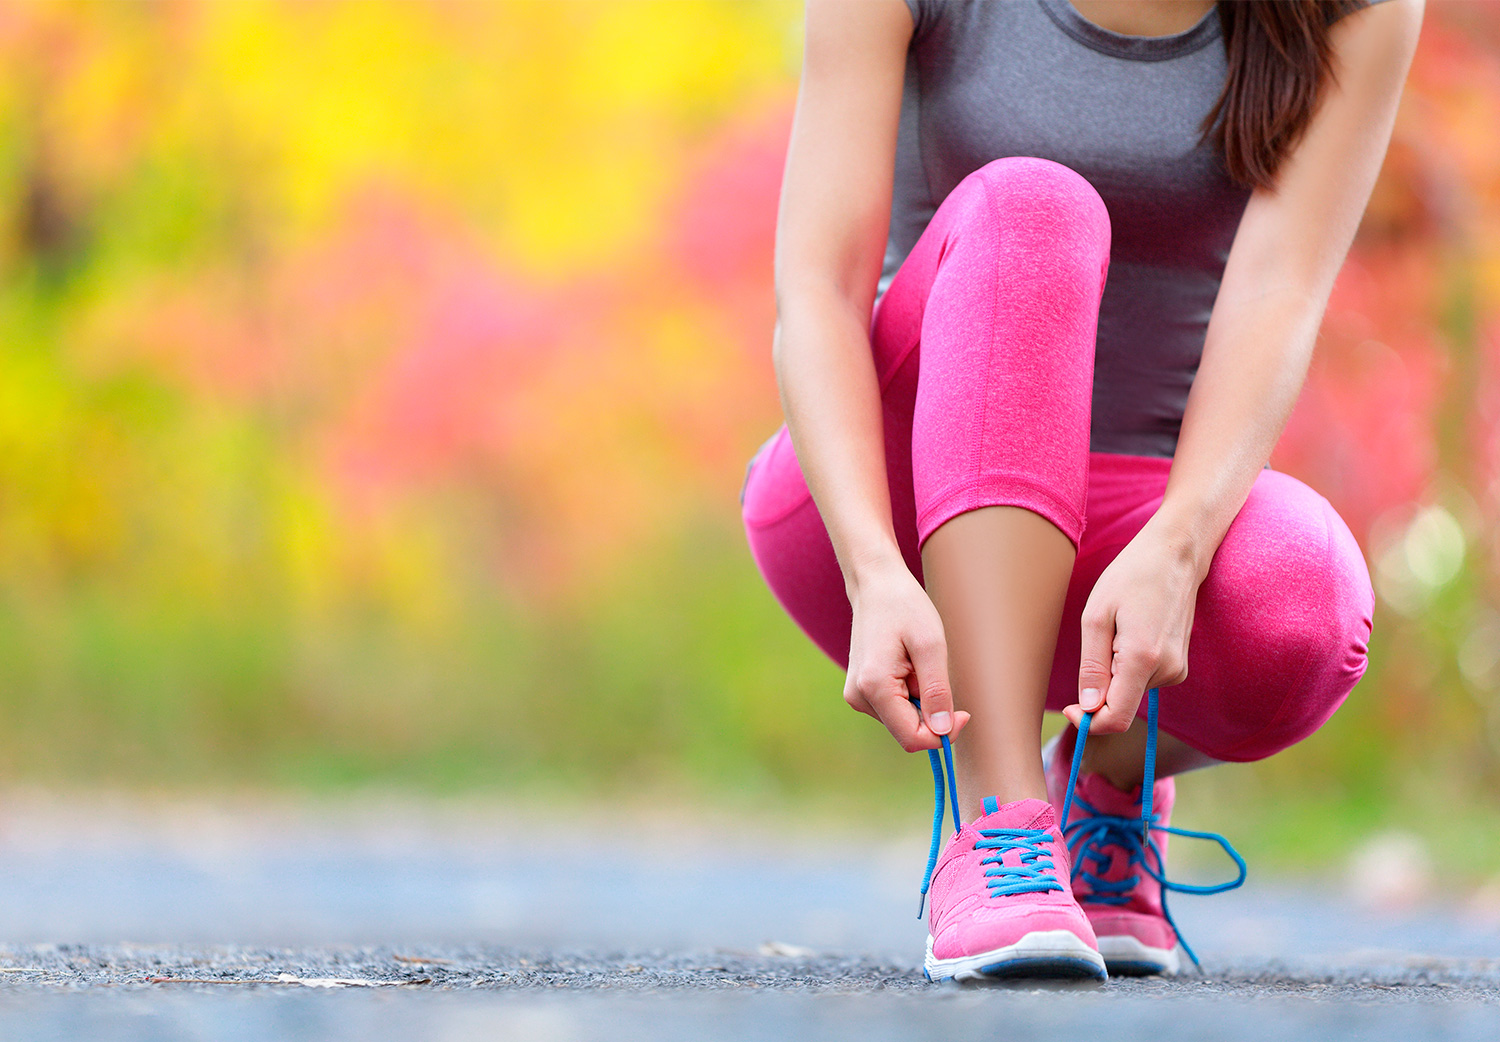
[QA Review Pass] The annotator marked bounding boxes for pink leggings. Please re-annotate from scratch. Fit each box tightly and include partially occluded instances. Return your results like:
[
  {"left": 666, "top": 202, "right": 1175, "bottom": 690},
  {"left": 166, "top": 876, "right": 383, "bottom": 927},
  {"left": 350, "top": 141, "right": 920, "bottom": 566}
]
[{"left": 741, "top": 156, "right": 1374, "bottom": 763}]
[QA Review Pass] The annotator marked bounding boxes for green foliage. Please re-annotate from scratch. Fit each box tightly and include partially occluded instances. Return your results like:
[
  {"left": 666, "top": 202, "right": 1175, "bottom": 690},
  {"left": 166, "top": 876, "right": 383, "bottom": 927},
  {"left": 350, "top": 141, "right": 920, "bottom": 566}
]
[{"left": 0, "top": 1, "right": 1499, "bottom": 881}]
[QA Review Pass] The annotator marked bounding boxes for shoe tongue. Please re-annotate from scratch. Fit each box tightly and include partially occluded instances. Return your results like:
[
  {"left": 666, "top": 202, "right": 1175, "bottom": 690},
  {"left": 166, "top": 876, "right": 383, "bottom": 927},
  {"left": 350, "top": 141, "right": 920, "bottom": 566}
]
[
  {"left": 978, "top": 796, "right": 1055, "bottom": 830},
  {"left": 1076, "top": 772, "right": 1145, "bottom": 817}
]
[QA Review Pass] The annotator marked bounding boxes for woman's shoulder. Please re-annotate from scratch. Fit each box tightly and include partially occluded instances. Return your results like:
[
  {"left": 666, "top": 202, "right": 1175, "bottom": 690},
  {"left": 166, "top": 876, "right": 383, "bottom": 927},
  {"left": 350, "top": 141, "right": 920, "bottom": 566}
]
[
  {"left": 903, "top": 0, "right": 1020, "bottom": 43},
  {"left": 903, "top": 0, "right": 934, "bottom": 39}
]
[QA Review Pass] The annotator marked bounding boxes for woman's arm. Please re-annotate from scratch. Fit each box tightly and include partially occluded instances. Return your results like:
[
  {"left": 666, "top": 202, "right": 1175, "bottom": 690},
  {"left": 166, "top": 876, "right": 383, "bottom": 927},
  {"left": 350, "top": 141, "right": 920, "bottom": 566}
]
[
  {"left": 775, "top": 0, "right": 964, "bottom": 749},
  {"left": 1161, "top": 0, "right": 1426, "bottom": 579},
  {"left": 1069, "top": 0, "right": 1426, "bottom": 734}
]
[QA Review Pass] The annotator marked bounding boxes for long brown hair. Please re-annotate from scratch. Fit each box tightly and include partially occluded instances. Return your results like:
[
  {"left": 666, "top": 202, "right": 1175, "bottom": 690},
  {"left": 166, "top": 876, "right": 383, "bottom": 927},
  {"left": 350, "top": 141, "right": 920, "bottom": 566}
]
[{"left": 1201, "top": 0, "right": 1368, "bottom": 192}]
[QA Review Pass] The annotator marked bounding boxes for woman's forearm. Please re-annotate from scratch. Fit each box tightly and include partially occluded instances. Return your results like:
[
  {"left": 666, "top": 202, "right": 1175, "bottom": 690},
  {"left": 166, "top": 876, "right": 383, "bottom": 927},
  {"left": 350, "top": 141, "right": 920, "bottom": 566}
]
[
  {"left": 773, "top": 282, "right": 905, "bottom": 598},
  {"left": 1154, "top": 0, "right": 1421, "bottom": 582},
  {"left": 1154, "top": 284, "right": 1327, "bottom": 581}
]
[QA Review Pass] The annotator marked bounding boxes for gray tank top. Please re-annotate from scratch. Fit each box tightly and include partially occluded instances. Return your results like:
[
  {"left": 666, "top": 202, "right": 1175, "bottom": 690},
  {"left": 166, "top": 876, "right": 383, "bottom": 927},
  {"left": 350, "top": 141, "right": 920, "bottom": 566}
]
[{"left": 882, "top": 0, "right": 1383, "bottom": 457}]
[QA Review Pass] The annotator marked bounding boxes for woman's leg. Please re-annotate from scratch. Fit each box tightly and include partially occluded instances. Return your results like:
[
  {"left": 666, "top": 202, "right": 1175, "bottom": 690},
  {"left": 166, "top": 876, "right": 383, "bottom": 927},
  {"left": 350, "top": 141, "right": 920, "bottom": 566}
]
[
  {"left": 1076, "top": 716, "right": 1223, "bottom": 791},
  {"left": 922, "top": 508, "right": 1077, "bottom": 811},
  {"left": 912, "top": 159, "right": 1110, "bottom": 817},
  {"left": 743, "top": 156, "right": 1111, "bottom": 821},
  {"left": 1044, "top": 452, "right": 1376, "bottom": 769}
]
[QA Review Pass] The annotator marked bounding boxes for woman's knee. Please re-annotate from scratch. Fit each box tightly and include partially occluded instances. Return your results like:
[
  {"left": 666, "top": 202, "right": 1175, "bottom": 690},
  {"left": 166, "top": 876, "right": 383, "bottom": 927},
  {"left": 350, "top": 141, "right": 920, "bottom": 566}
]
[
  {"left": 954, "top": 157, "right": 1112, "bottom": 282},
  {"left": 1200, "top": 477, "right": 1375, "bottom": 760},
  {"left": 975, "top": 156, "right": 1110, "bottom": 220}
]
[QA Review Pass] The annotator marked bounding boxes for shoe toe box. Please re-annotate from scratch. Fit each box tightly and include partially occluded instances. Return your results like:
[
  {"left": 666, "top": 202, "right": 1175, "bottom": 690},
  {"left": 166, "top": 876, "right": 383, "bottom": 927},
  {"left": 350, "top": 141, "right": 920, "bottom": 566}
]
[
  {"left": 932, "top": 895, "right": 1098, "bottom": 961},
  {"left": 1085, "top": 907, "right": 1178, "bottom": 952}
]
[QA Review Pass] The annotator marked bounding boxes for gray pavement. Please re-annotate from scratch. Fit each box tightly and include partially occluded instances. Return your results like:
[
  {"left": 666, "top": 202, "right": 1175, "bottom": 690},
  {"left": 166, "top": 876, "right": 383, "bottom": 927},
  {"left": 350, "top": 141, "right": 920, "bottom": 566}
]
[{"left": 0, "top": 792, "right": 1497, "bottom": 1038}]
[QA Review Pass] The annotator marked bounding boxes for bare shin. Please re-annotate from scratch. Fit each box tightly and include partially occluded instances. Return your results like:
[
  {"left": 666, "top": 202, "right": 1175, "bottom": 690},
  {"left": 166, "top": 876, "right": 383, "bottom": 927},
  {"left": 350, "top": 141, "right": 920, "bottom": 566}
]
[{"left": 920, "top": 505, "right": 1076, "bottom": 820}]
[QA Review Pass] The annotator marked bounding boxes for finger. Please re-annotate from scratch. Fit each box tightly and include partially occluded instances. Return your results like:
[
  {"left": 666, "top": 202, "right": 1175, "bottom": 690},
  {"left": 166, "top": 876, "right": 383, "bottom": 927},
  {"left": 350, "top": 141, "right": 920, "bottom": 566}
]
[
  {"left": 1077, "top": 601, "right": 1115, "bottom": 715},
  {"left": 843, "top": 686, "right": 878, "bottom": 720},
  {"left": 884, "top": 703, "right": 969, "bottom": 748},
  {"left": 907, "top": 632, "right": 955, "bottom": 736},
  {"left": 1162, "top": 603, "right": 1194, "bottom": 688},
  {"left": 917, "top": 677, "right": 972, "bottom": 737},
  {"left": 843, "top": 670, "right": 879, "bottom": 719},
  {"left": 1090, "top": 640, "right": 1155, "bottom": 734},
  {"left": 870, "top": 685, "right": 941, "bottom": 752}
]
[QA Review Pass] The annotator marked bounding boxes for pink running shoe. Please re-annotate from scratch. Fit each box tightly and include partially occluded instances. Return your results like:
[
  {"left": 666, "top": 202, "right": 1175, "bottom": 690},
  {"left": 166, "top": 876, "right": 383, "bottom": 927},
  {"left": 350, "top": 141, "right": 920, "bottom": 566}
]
[
  {"left": 1041, "top": 689, "right": 1247, "bottom": 976},
  {"left": 1043, "top": 727, "right": 1184, "bottom": 975},
  {"left": 922, "top": 795, "right": 1106, "bottom": 982}
]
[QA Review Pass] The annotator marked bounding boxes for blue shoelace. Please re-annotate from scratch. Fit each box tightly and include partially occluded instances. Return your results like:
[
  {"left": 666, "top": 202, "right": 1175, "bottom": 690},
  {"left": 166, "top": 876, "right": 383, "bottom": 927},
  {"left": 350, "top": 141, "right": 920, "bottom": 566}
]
[
  {"left": 913, "top": 688, "right": 1248, "bottom": 970},
  {"left": 916, "top": 705, "right": 961, "bottom": 919},
  {"left": 975, "top": 796, "right": 1065, "bottom": 901},
  {"left": 915, "top": 696, "right": 1065, "bottom": 916}
]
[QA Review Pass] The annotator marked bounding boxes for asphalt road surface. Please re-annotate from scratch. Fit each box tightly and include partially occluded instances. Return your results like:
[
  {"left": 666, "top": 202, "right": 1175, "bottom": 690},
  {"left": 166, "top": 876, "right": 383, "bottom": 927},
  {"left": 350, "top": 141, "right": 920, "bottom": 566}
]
[{"left": 0, "top": 793, "right": 1496, "bottom": 1040}]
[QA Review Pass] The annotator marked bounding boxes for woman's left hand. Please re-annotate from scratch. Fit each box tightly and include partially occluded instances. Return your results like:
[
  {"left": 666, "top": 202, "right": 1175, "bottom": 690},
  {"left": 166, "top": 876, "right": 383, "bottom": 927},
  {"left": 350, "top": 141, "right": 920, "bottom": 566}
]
[{"left": 1065, "top": 514, "right": 1206, "bottom": 734}]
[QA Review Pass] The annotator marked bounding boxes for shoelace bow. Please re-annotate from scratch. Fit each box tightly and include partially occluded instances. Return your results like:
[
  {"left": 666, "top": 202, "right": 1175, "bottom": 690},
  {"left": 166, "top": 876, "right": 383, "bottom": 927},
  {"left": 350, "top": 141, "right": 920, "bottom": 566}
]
[{"left": 913, "top": 688, "right": 1248, "bottom": 971}]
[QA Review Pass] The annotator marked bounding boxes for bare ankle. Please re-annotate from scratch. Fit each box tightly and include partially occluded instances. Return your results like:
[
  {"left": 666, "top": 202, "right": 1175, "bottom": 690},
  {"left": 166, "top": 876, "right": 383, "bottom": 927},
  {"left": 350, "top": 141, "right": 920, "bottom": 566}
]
[
  {"left": 1091, "top": 759, "right": 1144, "bottom": 794},
  {"left": 956, "top": 767, "right": 1048, "bottom": 822},
  {"left": 1077, "top": 727, "right": 1149, "bottom": 793}
]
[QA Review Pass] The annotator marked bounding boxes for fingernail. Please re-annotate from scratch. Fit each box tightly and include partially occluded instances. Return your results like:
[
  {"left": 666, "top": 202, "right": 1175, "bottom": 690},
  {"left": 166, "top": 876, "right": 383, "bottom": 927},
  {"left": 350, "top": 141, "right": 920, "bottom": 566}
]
[
  {"left": 929, "top": 711, "right": 952, "bottom": 734},
  {"left": 1081, "top": 688, "right": 1102, "bottom": 710}
]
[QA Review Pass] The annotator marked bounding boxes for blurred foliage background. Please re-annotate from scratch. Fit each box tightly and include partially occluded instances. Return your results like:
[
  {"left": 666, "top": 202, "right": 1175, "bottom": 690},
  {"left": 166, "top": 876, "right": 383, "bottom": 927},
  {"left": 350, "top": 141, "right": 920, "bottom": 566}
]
[{"left": 1, "top": 0, "right": 1498, "bottom": 879}]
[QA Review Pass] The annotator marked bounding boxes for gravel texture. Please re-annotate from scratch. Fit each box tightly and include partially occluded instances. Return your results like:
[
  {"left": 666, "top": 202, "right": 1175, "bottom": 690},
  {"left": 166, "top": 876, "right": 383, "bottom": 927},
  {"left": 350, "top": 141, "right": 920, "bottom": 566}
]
[
  {"left": 1, "top": 943, "right": 1498, "bottom": 999},
  {"left": 0, "top": 794, "right": 1495, "bottom": 1038}
]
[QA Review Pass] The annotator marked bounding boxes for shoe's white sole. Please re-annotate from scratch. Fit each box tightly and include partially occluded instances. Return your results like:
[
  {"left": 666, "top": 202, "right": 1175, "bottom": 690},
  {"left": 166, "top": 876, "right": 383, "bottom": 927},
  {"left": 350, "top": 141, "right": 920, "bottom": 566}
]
[
  {"left": 1097, "top": 934, "right": 1185, "bottom": 976},
  {"left": 924, "top": 930, "right": 1107, "bottom": 982}
]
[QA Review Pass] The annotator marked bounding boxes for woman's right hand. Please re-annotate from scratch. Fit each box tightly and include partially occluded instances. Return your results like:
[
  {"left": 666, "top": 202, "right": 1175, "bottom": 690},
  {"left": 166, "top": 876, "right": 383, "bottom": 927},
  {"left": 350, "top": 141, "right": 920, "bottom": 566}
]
[
  {"left": 772, "top": 2, "right": 937, "bottom": 750},
  {"left": 843, "top": 557, "right": 970, "bottom": 752}
]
